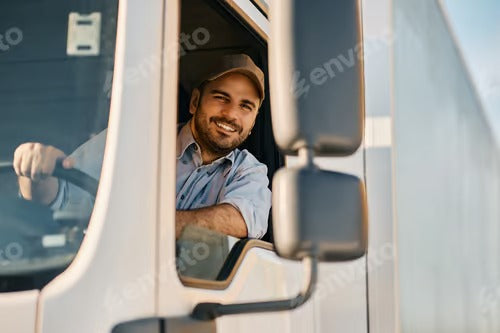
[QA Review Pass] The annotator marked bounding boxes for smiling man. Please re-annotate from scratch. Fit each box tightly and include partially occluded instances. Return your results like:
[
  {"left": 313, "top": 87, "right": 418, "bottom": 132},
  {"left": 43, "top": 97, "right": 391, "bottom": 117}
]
[
  {"left": 175, "top": 54, "right": 271, "bottom": 239},
  {"left": 14, "top": 54, "right": 271, "bottom": 239}
]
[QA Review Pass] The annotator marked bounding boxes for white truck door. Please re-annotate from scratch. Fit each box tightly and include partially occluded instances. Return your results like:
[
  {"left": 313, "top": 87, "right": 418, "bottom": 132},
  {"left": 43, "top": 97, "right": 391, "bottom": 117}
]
[
  {"left": 153, "top": 1, "right": 315, "bottom": 331},
  {"left": 152, "top": 1, "right": 368, "bottom": 333}
]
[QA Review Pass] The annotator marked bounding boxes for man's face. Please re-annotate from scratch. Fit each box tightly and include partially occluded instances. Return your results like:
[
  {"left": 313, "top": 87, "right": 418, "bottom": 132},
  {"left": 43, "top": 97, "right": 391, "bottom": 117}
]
[{"left": 189, "top": 72, "right": 260, "bottom": 156}]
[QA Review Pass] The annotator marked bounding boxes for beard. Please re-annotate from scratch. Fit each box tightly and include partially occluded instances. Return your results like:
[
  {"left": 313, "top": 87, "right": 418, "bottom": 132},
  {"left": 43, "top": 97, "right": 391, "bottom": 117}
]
[{"left": 193, "top": 106, "right": 248, "bottom": 156}]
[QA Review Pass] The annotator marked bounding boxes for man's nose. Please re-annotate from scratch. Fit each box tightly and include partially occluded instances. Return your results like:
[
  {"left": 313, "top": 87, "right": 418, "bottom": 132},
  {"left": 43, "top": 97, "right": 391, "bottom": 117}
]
[{"left": 220, "top": 102, "right": 239, "bottom": 120}]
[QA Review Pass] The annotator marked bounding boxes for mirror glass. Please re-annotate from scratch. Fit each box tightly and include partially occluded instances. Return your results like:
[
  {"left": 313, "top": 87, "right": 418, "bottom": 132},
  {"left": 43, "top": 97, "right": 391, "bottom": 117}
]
[
  {"left": 270, "top": 0, "right": 364, "bottom": 156},
  {"left": 272, "top": 167, "right": 368, "bottom": 262}
]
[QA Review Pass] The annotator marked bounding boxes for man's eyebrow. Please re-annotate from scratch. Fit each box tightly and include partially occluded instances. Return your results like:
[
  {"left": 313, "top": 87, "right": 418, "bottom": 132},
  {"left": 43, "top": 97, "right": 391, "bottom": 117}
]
[
  {"left": 209, "top": 89, "right": 230, "bottom": 98},
  {"left": 210, "top": 89, "right": 257, "bottom": 109}
]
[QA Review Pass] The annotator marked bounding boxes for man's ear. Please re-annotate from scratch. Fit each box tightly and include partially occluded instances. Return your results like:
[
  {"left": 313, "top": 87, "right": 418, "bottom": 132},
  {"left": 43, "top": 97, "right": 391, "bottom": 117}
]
[
  {"left": 250, "top": 107, "right": 260, "bottom": 129},
  {"left": 189, "top": 88, "right": 201, "bottom": 115},
  {"left": 248, "top": 117, "right": 257, "bottom": 136}
]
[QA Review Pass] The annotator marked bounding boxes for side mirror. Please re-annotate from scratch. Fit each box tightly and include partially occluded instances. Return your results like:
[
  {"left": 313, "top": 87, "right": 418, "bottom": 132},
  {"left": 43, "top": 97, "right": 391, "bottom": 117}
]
[
  {"left": 269, "top": 0, "right": 367, "bottom": 261},
  {"left": 273, "top": 167, "right": 368, "bottom": 262}
]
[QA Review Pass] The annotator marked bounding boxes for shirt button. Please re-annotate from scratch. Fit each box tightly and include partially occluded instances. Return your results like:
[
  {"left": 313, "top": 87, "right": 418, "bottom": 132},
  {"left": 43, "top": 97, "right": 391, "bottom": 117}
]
[
  {"left": 197, "top": 169, "right": 201, "bottom": 173},
  {"left": 193, "top": 145, "right": 198, "bottom": 151},
  {"left": 182, "top": 160, "right": 188, "bottom": 165},
  {"left": 180, "top": 195, "right": 185, "bottom": 200}
]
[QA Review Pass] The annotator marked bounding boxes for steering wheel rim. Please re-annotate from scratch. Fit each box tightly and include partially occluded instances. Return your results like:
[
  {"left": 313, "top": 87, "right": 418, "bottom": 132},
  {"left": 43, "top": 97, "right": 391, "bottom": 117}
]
[
  {"left": 0, "top": 161, "right": 99, "bottom": 197},
  {"left": 0, "top": 161, "right": 99, "bottom": 279}
]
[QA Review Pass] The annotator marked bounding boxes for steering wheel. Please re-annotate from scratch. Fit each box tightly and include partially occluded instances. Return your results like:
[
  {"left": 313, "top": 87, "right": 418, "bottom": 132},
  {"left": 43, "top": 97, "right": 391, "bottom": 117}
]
[
  {"left": 0, "top": 161, "right": 99, "bottom": 277},
  {"left": 0, "top": 161, "right": 99, "bottom": 196}
]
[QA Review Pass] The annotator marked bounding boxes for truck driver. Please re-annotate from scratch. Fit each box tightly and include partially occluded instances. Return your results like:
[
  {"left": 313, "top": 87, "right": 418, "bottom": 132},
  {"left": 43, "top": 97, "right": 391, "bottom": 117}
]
[{"left": 13, "top": 54, "right": 271, "bottom": 239}]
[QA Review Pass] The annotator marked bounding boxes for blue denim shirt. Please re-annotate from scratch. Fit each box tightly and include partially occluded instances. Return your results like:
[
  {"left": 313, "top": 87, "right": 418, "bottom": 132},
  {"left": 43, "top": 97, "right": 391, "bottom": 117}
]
[
  {"left": 176, "top": 122, "right": 271, "bottom": 238},
  {"left": 53, "top": 123, "right": 271, "bottom": 238}
]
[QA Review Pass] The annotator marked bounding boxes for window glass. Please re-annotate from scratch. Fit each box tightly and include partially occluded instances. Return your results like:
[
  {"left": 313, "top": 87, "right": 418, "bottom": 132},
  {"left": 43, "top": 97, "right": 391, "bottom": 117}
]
[
  {"left": 177, "top": 225, "right": 235, "bottom": 280},
  {"left": 0, "top": 0, "right": 119, "bottom": 292}
]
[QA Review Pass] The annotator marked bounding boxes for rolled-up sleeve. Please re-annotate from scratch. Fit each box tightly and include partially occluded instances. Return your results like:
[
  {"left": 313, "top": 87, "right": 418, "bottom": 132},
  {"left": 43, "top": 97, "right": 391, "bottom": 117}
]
[
  {"left": 50, "top": 130, "right": 106, "bottom": 214},
  {"left": 219, "top": 163, "right": 271, "bottom": 239},
  {"left": 50, "top": 179, "right": 68, "bottom": 210}
]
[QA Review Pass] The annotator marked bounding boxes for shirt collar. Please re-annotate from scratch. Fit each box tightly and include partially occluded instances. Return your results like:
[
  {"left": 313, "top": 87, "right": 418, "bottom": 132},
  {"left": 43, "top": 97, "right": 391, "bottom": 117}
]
[
  {"left": 176, "top": 121, "right": 236, "bottom": 165},
  {"left": 176, "top": 122, "right": 198, "bottom": 159}
]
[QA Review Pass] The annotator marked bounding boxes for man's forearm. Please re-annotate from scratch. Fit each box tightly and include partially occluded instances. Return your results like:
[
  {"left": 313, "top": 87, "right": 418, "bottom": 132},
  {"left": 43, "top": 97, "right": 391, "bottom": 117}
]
[
  {"left": 176, "top": 204, "right": 248, "bottom": 239},
  {"left": 18, "top": 176, "right": 59, "bottom": 205}
]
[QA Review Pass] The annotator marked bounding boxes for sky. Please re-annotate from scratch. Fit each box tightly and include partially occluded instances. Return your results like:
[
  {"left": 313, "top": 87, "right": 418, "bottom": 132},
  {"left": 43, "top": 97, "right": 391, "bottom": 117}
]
[{"left": 441, "top": 0, "right": 500, "bottom": 143}]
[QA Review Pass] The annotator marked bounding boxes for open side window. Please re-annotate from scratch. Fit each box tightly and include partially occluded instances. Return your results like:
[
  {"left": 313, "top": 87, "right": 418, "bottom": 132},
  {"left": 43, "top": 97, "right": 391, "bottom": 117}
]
[{"left": 175, "top": 0, "right": 282, "bottom": 285}]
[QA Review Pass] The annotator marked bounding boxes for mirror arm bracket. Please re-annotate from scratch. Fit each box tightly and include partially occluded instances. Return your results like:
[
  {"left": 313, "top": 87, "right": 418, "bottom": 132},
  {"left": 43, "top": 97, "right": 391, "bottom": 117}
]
[
  {"left": 298, "top": 147, "right": 315, "bottom": 168},
  {"left": 191, "top": 255, "right": 318, "bottom": 321}
]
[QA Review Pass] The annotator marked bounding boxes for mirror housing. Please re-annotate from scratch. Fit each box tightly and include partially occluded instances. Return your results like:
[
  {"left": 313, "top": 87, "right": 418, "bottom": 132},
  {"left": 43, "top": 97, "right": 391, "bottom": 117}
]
[
  {"left": 269, "top": 0, "right": 364, "bottom": 156},
  {"left": 272, "top": 166, "right": 368, "bottom": 261}
]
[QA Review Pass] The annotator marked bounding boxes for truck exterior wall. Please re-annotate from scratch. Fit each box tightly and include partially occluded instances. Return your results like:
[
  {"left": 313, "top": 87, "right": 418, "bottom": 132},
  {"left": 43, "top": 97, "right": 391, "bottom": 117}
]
[{"left": 394, "top": 0, "right": 500, "bottom": 332}]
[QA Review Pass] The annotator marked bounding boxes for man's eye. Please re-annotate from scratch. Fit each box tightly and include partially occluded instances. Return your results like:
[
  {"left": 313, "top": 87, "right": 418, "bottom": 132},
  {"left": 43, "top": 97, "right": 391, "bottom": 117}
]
[
  {"left": 241, "top": 104, "right": 253, "bottom": 111},
  {"left": 215, "top": 95, "right": 228, "bottom": 102}
]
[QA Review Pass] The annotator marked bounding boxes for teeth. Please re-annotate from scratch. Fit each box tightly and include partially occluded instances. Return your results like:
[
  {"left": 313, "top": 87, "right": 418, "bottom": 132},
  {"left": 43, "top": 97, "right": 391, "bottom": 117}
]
[{"left": 216, "top": 121, "right": 236, "bottom": 132}]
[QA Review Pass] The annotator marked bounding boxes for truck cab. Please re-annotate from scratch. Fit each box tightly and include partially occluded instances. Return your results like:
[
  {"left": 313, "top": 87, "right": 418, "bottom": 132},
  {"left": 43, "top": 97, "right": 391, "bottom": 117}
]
[
  {"left": 0, "top": 1, "right": 369, "bottom": 331},
  {"left": 2, "top": 0, "right": 498, "bottom": 332}
]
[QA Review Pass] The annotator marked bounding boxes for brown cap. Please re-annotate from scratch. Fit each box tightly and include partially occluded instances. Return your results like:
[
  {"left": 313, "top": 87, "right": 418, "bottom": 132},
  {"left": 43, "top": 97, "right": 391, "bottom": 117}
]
[{"left": 199, "top": 54, "right": 265, "bottom": 103}]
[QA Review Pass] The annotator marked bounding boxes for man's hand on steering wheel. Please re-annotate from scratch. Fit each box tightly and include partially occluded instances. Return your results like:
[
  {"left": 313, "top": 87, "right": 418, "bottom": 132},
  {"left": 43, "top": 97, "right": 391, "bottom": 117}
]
[
  {"left": 13, "top": 143, "right": 74, "bottom": 181},
  {"left": 0, "top": 144, "right": 99, "bottom": 274},
  {"left": 13, "top": 143, "right": 75, "bottom": 205}
]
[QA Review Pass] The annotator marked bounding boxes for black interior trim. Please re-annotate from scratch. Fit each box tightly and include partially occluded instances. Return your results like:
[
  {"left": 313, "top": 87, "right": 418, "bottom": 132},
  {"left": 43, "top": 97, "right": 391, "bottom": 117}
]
[{"left": 249, "top": 0, "right": 269, "bottom": 18}]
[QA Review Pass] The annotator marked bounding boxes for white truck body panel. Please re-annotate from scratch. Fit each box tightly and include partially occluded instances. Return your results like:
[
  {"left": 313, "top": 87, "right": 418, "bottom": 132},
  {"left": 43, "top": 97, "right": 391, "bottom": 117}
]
[
  {"left": 394, "top": 1, "right": 500, "bottom": 331},
  {"left": 0, "top": 290, "right": 38, "bottom": 333}
]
